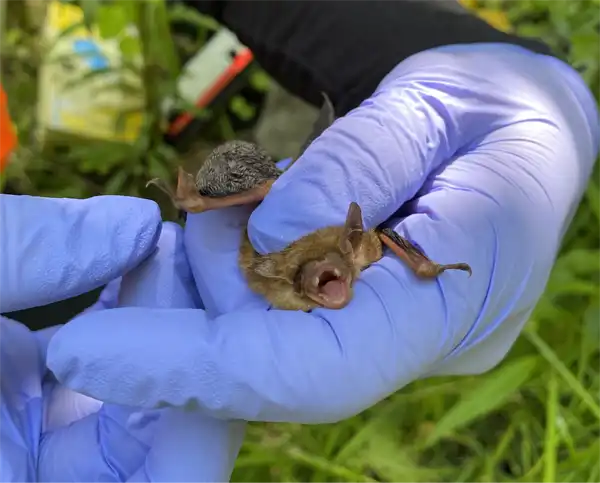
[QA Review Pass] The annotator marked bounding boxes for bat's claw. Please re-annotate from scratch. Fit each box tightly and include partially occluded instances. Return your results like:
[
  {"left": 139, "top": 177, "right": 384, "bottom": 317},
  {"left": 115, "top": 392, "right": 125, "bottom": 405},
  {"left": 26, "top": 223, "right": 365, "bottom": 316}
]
[
  {"left": 146, "top": 177, "right": 175, "bottom": 197},
  {"left": 146, "top": 168, "right": 209, "bottom": 214},
  {"left": 429, "top": 262, "right": 473, "bottom": 278}
]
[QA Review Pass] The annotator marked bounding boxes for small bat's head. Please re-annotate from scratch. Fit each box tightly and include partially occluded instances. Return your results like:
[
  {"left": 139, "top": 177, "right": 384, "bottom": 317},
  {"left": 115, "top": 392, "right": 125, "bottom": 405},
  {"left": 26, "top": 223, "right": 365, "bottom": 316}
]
[
  {"left": 296, "top": 252, "right": 355, "bottom": 310},
  {"left": 247, "top": 202, "right": 381, "bottom": 311},
  {"left": 196, "top": 140, "right": 281, "bottom": 198},
  {"left": 294, "top": 202, "right": 373, "bottom": 310}
]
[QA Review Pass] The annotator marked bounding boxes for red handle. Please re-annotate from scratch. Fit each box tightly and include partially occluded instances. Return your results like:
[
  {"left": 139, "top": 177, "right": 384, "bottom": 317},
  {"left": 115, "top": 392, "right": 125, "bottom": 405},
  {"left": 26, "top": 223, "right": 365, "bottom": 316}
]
[{"left": 0, "top": 84, "right": 17, "bottom": 173}]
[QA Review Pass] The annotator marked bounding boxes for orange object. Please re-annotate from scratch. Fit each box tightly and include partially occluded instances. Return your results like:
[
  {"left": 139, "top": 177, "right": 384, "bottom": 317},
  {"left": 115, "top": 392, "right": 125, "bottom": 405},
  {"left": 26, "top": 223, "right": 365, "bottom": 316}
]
[
  {"left": 168, "top": 48, "right": 254, "bottom": 137},
  {"left": 0, "top": 84, "right": 17, "bottom": 173}
]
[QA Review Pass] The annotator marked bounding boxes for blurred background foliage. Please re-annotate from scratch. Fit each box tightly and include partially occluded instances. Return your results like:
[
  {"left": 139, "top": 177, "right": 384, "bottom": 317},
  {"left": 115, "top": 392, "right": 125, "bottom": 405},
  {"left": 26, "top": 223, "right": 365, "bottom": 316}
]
[{"left": 1, "top": 0, "right": 599, "bottom": 481}]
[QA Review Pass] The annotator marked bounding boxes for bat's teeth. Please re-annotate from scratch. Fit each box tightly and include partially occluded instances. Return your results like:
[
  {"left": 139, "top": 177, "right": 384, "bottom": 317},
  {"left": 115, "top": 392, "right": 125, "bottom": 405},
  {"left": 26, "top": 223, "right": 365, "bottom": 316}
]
[
  {"left": 333, "top": 268, "right": 341, "bottom": 277},
  {"left": 314, "top": 276, "right": 320, "bottom": 286}
]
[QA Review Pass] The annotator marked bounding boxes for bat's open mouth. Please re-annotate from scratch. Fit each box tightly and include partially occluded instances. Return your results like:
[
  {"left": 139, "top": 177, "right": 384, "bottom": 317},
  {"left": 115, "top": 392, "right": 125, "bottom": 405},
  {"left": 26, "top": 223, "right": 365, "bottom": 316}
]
[
  {"left": 300, "top": 258, "right": 353, "bottom": 310},
  {"left": 316, "top": 269, "right": 351, "bottom": 309}
]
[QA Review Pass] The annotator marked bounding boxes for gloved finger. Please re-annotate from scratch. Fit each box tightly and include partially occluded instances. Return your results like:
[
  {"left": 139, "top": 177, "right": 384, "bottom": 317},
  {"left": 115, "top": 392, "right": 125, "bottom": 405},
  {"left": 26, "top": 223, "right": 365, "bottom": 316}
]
[
  {"left": 0, "top": 317, "right": 45, "bottom": 482},
  {"left": 39, "top": 223, "right": 186, "bottom": 481},
  {"left": 37, "top": 284, "right": 117, "bottom": 432},
  {"left": 42, "top": 383, "right": 103, "bottom": 433},
  {"left": 41, "top": 222, "right": 245, "bottom": 481},
  {"left": 247, "top": 43, "right": 590, "bottom": 254},
  {"left": 38, "top": 404, "right": 158, "bottom": 482},
  {"left": 35, "top": 279, "right": 121, "bottom": 434},
  {"left": 184, "top": 205, "right": 268, "bottom": 318},
  {"left": 183, "top": 158, "right": 292, "bottom": 317},
  {"left": 125, "top": 410, "right": 246, "bottom": 483},
  {"left": 39, "top": 404, "right": 245, "bottom": 483},
  {"left": 33, "top": 279, "right": 122, "bottom": 367},
  {"left": 0, "top": 194, "right": 161, "bottom": 313},
  {"left": 118, "top": 221, "right": 245, "bottom": 482},
  {"left": 118, "top": 222, "right": 203, "bottom": 310},
  {"left": 78, "top": 277, "right": 123, "bottom": 313}
]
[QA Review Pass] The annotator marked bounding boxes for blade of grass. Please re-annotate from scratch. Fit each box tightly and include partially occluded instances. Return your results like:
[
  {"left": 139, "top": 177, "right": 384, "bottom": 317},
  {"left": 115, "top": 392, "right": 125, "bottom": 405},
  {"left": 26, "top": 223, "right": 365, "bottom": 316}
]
[
  {"left": 284, "top": 445, "right": 376, "bottom": 483},
  {"left": 588, "top": 460, "right": 600, "bottom": 483},
  {"left": 584, "top": 179, "right": 600, "bottom": 223},
  {"left": 483, "top": 422, "right": 516, "bottom": 481},
  {"left": 335, "top": 380, "right": 461, "bottom": 462},
  {"left": 524, "top": 326, "right": 600, "bottom": 420},
  {"left": 543, "top": 371, "right": 559, "bottom": 483},
  {"left": 421, "top": 356, "right": 538, "bottom": 448}
]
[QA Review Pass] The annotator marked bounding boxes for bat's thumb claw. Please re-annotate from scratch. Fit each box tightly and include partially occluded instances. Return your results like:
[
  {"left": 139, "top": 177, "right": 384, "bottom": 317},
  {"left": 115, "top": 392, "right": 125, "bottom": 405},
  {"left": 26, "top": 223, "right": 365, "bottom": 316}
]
[
  {"left": 146, "top": 178, "right": 160, "bottom": 189},
  {"left": 145, "top": 178, "right": 176, "bottom": 199},
  {"left": 441, "top": 263, "right": 472, "bottom": 278}
]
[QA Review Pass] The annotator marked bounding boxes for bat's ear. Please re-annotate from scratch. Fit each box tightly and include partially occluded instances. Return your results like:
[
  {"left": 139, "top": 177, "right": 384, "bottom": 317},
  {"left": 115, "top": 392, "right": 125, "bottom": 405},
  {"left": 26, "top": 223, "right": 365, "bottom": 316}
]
[
  {"left": 254, "top": 257, "right": 293, "bottom": 283},
  {"left": 297, "top": 92, "right": 336, "bottom": 158},
  {"left": 339, "top": 202, "right": 364, "bottom": 255}
]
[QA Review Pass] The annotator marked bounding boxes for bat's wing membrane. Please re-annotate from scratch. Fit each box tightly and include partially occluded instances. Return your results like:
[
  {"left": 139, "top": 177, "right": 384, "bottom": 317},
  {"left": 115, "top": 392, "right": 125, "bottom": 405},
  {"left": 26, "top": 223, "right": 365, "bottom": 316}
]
[{"left": 296, "top": 92, "right": 336, "bottom": 160}]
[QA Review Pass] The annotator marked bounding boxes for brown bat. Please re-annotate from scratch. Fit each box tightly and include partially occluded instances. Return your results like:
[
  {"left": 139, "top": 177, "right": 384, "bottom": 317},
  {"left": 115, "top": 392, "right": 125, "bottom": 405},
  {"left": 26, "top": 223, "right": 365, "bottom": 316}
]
[{"left": 147, "top": 94, "right": 471, "bottom": 311}]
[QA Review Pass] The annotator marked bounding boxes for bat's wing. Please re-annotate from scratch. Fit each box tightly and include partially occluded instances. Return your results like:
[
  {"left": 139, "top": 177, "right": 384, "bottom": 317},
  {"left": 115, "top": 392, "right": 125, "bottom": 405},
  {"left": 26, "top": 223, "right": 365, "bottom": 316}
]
[
  {"left": 296, "top": 92, "right": 336, "bottom": 159},
  {"left": 148, "top": 166, "right": 275, "bottom": 214}
]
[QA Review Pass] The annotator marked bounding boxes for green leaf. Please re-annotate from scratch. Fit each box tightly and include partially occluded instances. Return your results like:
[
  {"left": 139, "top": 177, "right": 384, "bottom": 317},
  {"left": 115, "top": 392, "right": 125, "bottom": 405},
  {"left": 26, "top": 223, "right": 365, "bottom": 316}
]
[
  {"left": 525, "top": 327, "right": 600, "bottom": 421},
  {"left": 97, "top": 4, "right": 129, "bottom": 39},
  {"left": 249, "top": 69, "right": 272, "bottom": 92},
  {"left": 423, "top": 356, "right": 538, "bottom": 447},
  {"left": 104, "top": 169, "right": 128, "bottom": 194},
  {"left": 80, "top": 0, "right": 99, "bottom": 32},
  {"left": 584, "top": 180, "right": 600, "bottom": 223},
  {"left": 229, "top": 95, "right": 256, "bottom": 121},
  {"left": 147, "top": 152, "right": 172, "bottom": 181},
  {"left": 570, "top": 31, "right": 600, "bottom": 69},
  {"left": 59, "top": 66, "right": 118, "bottom": 91},
  {"left": 581, "top": 301, "right": 600, "bottom": 360},
  {"left": 167, "top": 3, "right": 220, "bottom": 31},
  {"left": 119, "top": 34, "right": 140, "bottom": 59},
  {"left": 360, "top": 429, "right": 445, "bottom": 482},
  {"left": 543, "top": 372, "right": 559, "bottom": 483}
]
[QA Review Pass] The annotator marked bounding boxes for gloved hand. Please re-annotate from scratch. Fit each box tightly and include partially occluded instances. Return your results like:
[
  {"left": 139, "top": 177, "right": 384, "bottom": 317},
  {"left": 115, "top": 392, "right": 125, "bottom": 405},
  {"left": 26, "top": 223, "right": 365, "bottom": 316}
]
[
  {"left": 47, "top": 44, "right": 599, "bottom": 427},
  {"left": 0, "top": 195, "right": 244, "bottom": 481}
]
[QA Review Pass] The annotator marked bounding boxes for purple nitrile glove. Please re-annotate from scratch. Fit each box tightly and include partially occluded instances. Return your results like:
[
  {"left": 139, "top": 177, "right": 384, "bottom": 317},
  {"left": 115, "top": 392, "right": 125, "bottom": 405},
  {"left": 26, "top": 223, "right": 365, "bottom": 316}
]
[
  {"left": 0, "top": 194, "right": 161, "bottom": 481},
  {"left": 0, "top": 192, "right": 243, "bottom": 481},
  {"left": 47, "top": 44, "right": 599, "bottom": 427},
  {"left": 39, "top": 222, "right": 245, "bottom": 482}
]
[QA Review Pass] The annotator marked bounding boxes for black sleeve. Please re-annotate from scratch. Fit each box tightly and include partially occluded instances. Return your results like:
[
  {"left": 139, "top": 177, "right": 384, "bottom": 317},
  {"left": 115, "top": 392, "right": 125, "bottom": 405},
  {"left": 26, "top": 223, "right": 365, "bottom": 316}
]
[{"left": 180, "top": 0, "right": 553, "bottom": 116}]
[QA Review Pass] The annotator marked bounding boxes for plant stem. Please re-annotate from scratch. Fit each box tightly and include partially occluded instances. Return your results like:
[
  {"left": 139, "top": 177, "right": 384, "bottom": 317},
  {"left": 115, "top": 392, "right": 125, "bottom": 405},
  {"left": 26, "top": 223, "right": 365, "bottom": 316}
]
[{"left": 136, "top": 0, "right": 163, "bottom": 149}]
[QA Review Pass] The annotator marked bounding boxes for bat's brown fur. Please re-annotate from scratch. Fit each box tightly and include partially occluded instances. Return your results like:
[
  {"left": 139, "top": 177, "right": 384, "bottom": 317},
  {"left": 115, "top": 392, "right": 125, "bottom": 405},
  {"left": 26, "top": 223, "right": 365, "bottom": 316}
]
[{"left": 238, "top": 208, "right": 383, "bottom": 311}]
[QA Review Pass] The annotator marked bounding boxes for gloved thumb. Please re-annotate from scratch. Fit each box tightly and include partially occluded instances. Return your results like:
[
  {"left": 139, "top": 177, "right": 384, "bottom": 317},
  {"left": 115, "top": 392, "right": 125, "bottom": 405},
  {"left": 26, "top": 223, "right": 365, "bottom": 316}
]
[{"left": 183, "top": 158, "right": 293, "bottom": 317}]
